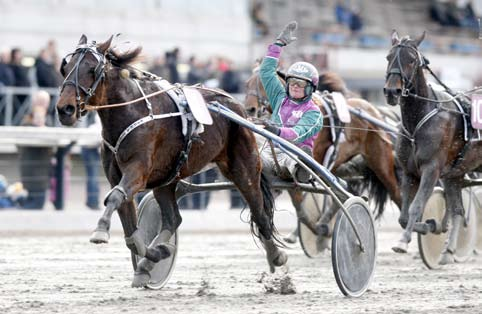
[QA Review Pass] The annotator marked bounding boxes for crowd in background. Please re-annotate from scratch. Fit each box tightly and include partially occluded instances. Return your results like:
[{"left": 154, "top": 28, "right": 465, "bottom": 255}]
[{"left": 0, "top": 40, "right": 247, "bottom": 211}]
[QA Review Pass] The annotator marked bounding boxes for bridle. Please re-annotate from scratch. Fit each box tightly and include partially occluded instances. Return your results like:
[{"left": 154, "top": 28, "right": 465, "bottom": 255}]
[
  {"left": 60, "top": 43, "right": 106, "bottom": 118},
  {"left": 385, "top": 43, "right": 427, "bottom": 97},
  {"left": 246, "top": 74, "right": 270, "bottom": 118}
]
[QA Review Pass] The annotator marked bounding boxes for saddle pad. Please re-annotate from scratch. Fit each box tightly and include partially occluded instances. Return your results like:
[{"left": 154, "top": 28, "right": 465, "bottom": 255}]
[
  {"left": 331, "top": 92, "right": 351, "bottom": 123},
  {"left": 471, "top": 94, "right": 482, "bottom": 129},
  {"left": 183, "top": 87, "right": 213, "bottom": 125}
]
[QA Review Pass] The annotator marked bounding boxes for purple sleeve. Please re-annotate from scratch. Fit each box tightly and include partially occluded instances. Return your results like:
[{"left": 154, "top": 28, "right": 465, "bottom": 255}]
[
  {"left": 266, "top": 44, "right": 282, "bottom": 59},
  {"left": 279, "top": 128, "right": 298, "bottom": 140}
]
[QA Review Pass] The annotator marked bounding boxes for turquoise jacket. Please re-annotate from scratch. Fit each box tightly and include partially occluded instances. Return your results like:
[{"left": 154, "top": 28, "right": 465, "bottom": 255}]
[{"left": 259, "top": 44, "right": 323, "bottom": 150}]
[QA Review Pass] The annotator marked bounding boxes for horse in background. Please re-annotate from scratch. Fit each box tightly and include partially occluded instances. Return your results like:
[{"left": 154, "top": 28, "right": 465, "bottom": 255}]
[
  {"left": 244, "top": 68, "right": 401, "bottom": 237},
  {"left": 384, "top": 30, "right": 482, "bottom": 263},
  {"left": 56, "top": 35, "right": 287, "bottom": 287}
]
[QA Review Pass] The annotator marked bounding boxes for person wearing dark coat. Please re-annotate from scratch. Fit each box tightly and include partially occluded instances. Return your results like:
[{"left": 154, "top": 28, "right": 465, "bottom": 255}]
[
  {"left": 9, "top": 48, "right": 31, "bottom": 124},
  {"left": 0, "top": 50, "right": 15, "bottom": 125},
  {"left": 17, "top": 91, "right": 53, "bottom": 209},
  {"left": 35, "top": 49, "right": 61, "bottom": 88}
]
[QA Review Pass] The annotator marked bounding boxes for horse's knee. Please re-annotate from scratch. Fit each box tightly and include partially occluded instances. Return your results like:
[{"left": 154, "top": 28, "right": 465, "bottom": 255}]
[
  {"left": 104, "top": 185, "right": 128, "bottom": 209},
  {"left": 451, "top": 207, "right": 464, "bottom": 217}
]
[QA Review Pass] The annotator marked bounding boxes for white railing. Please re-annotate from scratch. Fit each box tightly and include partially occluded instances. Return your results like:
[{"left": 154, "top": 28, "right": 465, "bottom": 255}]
[{"left": 0, "top": 86, "right": 60, "bottom": 126}]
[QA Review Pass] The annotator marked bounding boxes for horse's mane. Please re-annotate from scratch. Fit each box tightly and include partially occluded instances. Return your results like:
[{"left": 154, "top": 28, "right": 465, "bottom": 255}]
[
  {"left": 106, "top": 45, "right": 143, "bottom": 66},
  {"left": 317, "top": 71, "right": 348, "bottom": 95}
]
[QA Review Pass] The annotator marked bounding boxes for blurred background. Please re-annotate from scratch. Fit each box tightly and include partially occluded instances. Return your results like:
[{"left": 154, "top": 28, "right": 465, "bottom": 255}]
[{"left": 0, "top": 0, "right": 481, "bottom": 212}]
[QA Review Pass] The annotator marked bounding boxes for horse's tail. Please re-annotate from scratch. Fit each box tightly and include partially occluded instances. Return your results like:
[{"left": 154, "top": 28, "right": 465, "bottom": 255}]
[
  {"left": 348, "top": 167, "right": 388, "bottom": 220},
  {"left": 251, "top": 172, "right": 282, "bottom": 244}
]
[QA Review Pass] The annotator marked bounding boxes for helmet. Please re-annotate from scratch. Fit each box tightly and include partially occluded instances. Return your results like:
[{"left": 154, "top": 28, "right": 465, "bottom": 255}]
[{"left": 286, "top": 61, "right": 319, "bottom": 103}]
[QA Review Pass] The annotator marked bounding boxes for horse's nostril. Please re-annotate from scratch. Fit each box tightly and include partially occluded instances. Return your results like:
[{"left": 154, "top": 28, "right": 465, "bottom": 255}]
[{"left": 61, "top": 104, "right": 76, "bottom": 116}]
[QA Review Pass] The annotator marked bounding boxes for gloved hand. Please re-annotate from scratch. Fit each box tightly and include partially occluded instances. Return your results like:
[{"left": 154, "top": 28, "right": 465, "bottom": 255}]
[
  {"left": 263, "top": 120, "right": 281, "bottom": 136},
  {"left": 275, "top": 21, "right": 298, "bottom": 46}
]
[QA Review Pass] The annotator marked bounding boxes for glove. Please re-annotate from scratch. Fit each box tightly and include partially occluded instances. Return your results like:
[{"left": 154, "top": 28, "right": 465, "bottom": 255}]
[
  {"left": 275, "top": 21, "right": 298, "bottom": 46},
  {"left": 263, "top": 120, "right": 281, "bottom": 136}
]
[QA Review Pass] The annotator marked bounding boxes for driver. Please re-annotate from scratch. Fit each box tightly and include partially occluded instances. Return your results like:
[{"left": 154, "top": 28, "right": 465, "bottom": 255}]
[{"left": 259, "top": 21, "right": 323, "bottom": 182}]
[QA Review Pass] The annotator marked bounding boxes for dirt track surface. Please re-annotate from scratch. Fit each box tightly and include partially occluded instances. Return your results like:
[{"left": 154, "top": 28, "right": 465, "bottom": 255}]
[{"left": 1, "top": 227, "right": 481, "bottom": 314}]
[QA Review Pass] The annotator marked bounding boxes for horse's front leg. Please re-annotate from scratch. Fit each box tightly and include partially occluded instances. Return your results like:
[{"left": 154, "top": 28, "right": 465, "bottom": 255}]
[
  {"left": 439, "top": 178, "right": 464, "bottom": 265},
  {"left": 398, "top": 174, "right": 419, "bottom": 229},
  {"left": 393, "top": 166, "right": 439, "bottom": 253},
  {"left": 132, "top": 183, "right": 181, "bottom": 288},
  {"left": 90, "top": 162, "right": 147, "bottom": 244}
]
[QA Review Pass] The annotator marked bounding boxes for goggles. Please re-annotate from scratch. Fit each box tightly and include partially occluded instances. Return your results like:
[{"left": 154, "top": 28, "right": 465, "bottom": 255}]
[{"left": 287, "top": 77, "right": 309, "bottom": 88}]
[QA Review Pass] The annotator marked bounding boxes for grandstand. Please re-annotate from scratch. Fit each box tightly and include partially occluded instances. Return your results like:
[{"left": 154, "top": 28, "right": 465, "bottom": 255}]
[{"left": 1, "top": 0, "right": 481, "bottom": 104}]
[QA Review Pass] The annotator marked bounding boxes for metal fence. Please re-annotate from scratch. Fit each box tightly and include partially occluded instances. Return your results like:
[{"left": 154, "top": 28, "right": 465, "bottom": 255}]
[{"left": 0, "top": 86, "right": 60, "bottom": 126}]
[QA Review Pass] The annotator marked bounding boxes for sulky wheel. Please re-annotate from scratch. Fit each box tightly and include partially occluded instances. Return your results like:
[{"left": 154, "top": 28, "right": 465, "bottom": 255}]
[
  {"left": 298, "top": 192, "right": 332, "bottom": 258},
  {"left": 331, "top": 196, "right": 376, "bottom": 297},
  {"left": 417, "top": 187, "right": 447, "bottom": 270},
  {"left": 131, "top": 191, "right": 178, "bottom": 290},
  {"left": 454, "top": 188, "right": 478, "bottom": 262}
]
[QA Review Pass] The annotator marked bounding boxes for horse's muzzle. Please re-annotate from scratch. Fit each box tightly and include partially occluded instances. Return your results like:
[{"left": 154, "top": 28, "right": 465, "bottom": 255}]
[
  {"left": 57, "top": 104, "right": 77, "bottom": 125},
  {"left": 383, "top": 87, "right": 401, "bottom": 106}
]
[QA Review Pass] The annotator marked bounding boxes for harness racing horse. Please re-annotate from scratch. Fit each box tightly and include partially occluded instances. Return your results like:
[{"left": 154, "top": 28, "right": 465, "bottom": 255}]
[
  {"left": 245, "top": 69, "right": 401, "bottom": 238},
  {"left": 56, "top": 35, "right": 286, "bottom": 287},
  {"left": 384, "top": 30, "right": 481, "bottom": 264}
]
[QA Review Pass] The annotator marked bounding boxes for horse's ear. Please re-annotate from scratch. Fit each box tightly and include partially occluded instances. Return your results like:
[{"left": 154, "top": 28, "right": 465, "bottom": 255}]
[
  {"left": 391, "top": 30, "right": 400, "bottom": 46},
  {"left": 414, "top": 31, "right": 426, "bottom": 47},
  {"left": 78, "top": 34, "right": 87, "bottom": 45},
  {"left": 97, "top": 35, "right": 114, "bottom": 55}
]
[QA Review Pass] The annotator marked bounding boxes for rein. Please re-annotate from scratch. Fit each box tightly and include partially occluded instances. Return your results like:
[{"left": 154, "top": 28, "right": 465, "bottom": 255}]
[
  {"left": 386, "top": 42, "right": 479, "bottom": 142},
  {"left": 84, "top": 84, "right": 234, "bottom": 111}
]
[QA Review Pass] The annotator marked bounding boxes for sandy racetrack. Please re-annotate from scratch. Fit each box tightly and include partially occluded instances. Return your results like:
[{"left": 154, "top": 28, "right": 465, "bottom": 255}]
[{"left": 1, "top": 220, "right": 481, "bottom": 314}]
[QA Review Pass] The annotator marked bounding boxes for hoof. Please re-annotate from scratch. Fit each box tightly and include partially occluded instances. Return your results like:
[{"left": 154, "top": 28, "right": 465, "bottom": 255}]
[
  {"left": 267, "top": 250, "right": 288, "bottom": 274},
  {"left": 90, "top": 230, "right": 110, "bottom": 244},
  {"left": 392, "top": 241, "right": 408, "bottom": 254},
  {"left": 317, "top": 236, "right": 331, "bottom": 252},
  {"left": 283, "top": 233, "right": 298, "bottom": 244},
  {"left": 132, "top": 270, "right": 150, "bottom": 288},
  {"left": 439, "top": 252, "right": 455, "bottom": 265}
]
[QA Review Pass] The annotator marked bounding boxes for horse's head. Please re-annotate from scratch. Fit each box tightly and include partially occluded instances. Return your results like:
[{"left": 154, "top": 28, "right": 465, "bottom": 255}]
[
  {"left": 244, "top": 66, "right": 288, "bottom": 119},
  {"left": 57, "top": 34, "right": 113, "bottom": 125},
  {"left": 318, "top": 71, "right": 348, "bottom": 95},
  {"left": 244, "top": 66, "right": 272, "bottom": 119},
  {"left": 383, "top": 30, "right": 427, "bottom": 106}
]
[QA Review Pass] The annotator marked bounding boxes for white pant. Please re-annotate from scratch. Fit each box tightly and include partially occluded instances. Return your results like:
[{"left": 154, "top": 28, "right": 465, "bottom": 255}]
[{"left": 259, "top": 143, "right": 299, "bottom": 180}]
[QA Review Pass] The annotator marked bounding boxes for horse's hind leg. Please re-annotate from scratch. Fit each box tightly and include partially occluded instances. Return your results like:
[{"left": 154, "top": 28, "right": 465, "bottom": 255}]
[
  {"left": 218, "top": 144, "right": 286, "bottom": 273},
  {"left": 132, "top": 183, "right": 181, "bottom": 288},
  {"left": 439, "top": 178, "right": 464, "bottom": 265}
]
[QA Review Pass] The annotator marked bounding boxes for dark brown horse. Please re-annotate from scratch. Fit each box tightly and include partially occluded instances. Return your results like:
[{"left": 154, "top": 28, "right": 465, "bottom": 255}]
[
  {"left": 244, "top": 69, "right": 401, "bottom": 235},
  {"left": 384, "top": 30, "right": 482, "bottom": 264},
  {"left": 56, "top": 35, "right": 286, "bottom": 287}
]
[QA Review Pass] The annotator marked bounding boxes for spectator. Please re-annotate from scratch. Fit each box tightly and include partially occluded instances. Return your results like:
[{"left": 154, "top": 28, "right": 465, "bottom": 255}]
[
  {"left": 165, "top": 47, "right": 180, "bottom": 83},
  {"left": 186, "top": 56, "right": 205, "bottom": 85},
  {"left": 35, "top": 48, "right": 61, "bottom": 88},
  {"left": 78, "top": 111, "right": 101, "bottom": 210},
  {"left": 220, "top": 60, "right": 241, "bottom": 93},
  {"left": 251, "top": 1, "right": 269, "bottom": 37},
  {"left": 0, "top": 48, "right": 14, "bottom": 87},
  {"left": 348, "top": 9, "right": 363, "bottom": 33},
  {"left": 0, "top": 48, "right": 15, "bottom": 125},
  {"left": 9, "top": 47, "right": 31, "bottom": 124},
  {"left": 17, "top": 90, "right": 53, "bottom": 210},
  {"left": 148, "top": 55, "right": 167, "bottom": 78}
]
